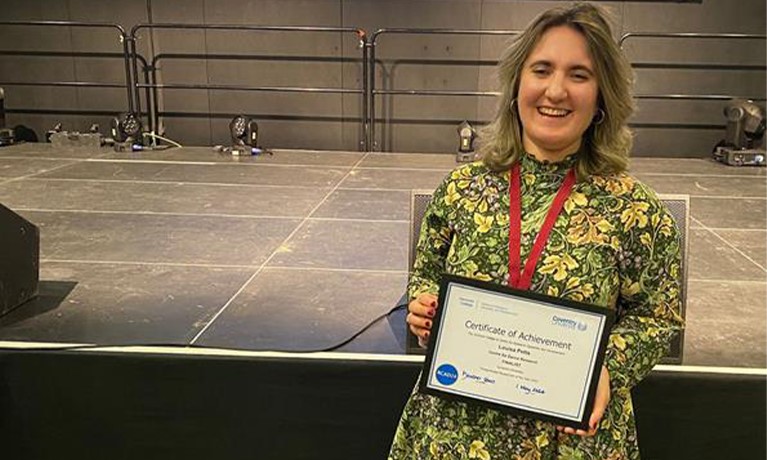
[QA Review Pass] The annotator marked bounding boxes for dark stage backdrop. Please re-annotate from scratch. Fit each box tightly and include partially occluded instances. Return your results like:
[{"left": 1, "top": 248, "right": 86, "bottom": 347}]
[{"left": 0, "top": 350, "right": 763, "bottom": 460}]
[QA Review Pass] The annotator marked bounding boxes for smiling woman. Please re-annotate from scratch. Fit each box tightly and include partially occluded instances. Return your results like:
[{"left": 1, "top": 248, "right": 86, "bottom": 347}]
[
  {"left": 517, "top": 25, "right": 600, "bottom": 162},
  {"left": 394, "top": 3, "right": 684, "bottom": 460}
]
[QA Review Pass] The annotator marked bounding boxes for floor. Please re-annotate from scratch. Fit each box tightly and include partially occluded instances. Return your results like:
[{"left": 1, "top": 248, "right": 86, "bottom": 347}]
[{"left": 0, "top": 142, "right": 764, "bottom": 368}]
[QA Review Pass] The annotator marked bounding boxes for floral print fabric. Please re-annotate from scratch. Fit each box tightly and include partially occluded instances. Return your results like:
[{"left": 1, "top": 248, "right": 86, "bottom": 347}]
[{"left": 389, "top": 154, "right": 684, "bottom": 460}]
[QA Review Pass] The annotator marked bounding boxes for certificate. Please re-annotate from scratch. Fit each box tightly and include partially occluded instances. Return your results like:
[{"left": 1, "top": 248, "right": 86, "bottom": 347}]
[{"left": 420, "top": 274, "right": 614, "bottom": 430}]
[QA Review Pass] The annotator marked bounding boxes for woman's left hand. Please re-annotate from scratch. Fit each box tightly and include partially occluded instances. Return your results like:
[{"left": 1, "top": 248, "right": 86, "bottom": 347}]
[{"left": 556, "top": 365, "right": 610, "bottom": 437}]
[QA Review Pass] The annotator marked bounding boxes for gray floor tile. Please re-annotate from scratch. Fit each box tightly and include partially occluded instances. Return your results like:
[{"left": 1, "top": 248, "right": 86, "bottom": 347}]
[
  {"left": 688, "top": 228, "right": 766, "bottom": 282},
  {"left": 36, "top": 160, "right": 349, "bottom": 187},
  {"left": 684, "top": 280, "right": 766, "bottom": 368},
  {"left": 0, "top": 179, "right": 327, "bottom": 217},
  {"left": 0, "top": 262, "right": 255, "bottom": 344},
  {"left": 630, "top": 157, "right": 767, "bottom": 177},
  {"left": 312, "top": 189, "right": 410, "bottom": 220},
  {"left": 19, "top": 210, "right": 301, "bottom": 266},
  {"left": 0, "top": 158, "right": 77, "bottom": 179},
  {"left": 108, "top": 146, "right": 364, "bottom": 167},
  {"left": 195, "top": 268, "right": 408, "bottom": 352},
  {"left": 0, "top": 142, "right": 109, "bottom": 159},
  {"left": 706, "top": 229, "right": 767, "bottom": 269},
  {"left": 268, "top": 219, "right": 409, "bottom": 270},
  {"left": 339, "top": 167, "right": 447, "bottom": 190},
  {"left": 691, "top": 197, "right": 766, "bottom": 230},
  {"left": 636, "top": 173, "right": 766, "bottom": 198},
  {"left": 359, "top": 152, "right": 460, "bottom": 169}
]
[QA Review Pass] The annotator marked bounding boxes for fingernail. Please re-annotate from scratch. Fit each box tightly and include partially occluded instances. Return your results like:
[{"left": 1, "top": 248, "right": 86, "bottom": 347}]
[
  {"left": 429, "top": 301, "right": 437, "bottom": 308},
  {"left": 425, "top": 320, "right": 432, "bottom": 328},
  {"left": 427, "top": 309, "right": 435, "bottom": 317},
  {"left": 424, "top": 331, "right": 430, "bottom": 338}
]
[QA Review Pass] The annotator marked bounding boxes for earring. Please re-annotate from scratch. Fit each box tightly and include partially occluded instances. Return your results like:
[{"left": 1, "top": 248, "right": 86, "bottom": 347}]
[
  {"left": 510, "top": 98, "right": 518, "bottom": 113},
  {"left": 593, "top": 108, "right": 606, "bottom": 125}
]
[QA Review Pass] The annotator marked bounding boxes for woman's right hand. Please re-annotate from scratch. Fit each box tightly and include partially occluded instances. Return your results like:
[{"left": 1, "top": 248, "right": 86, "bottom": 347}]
[{"left": 407, "top": 293, "right": 438, "bottom": 348}]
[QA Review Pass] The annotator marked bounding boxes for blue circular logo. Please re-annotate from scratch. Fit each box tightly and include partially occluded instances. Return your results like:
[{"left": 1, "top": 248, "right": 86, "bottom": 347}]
[{"left": 435, "top": 364, "right": 459, "bottom": 386}]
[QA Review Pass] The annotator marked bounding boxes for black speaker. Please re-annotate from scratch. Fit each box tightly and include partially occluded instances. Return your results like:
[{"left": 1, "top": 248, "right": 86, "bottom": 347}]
[{"left": 0, "top": 203, "right": 39, "bottom": 315}]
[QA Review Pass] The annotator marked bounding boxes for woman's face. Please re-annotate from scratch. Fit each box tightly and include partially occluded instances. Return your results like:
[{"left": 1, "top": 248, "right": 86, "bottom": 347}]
[{"left": 517, "top": 25, "right": 599, "bottom": 161}]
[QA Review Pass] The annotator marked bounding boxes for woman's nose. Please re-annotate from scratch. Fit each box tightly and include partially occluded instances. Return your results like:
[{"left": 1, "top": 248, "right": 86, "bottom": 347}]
[{"left": 544, "top": 74, "right": 567, "bottom": 101}]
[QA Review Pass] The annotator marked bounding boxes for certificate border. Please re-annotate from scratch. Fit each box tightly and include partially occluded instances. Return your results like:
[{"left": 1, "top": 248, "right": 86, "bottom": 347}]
[{"left": 419, "top": 274, "right": 615, "bottom": 430}]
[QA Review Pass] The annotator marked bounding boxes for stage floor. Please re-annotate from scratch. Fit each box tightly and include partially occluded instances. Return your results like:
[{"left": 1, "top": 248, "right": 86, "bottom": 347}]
[{"left": 0, "top": 143, "right": 764, "bottom": 367}]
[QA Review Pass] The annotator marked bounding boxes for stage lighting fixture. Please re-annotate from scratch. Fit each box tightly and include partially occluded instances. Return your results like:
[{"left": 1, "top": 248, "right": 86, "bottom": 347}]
[
  {"left": 456, "top": 120, "right": 477, "bottom": 162},
  {"left": 229, "top": 115, "right": 259, "bottom": 148},
  {"left": 723, "top": 99, "right": 765, "bottom": 149},
  {"left": 713, "top": 99, "right": 766, "bottom": 167},
  {"left": 111, "top": 112, "right": 143, "bottom": 144}
]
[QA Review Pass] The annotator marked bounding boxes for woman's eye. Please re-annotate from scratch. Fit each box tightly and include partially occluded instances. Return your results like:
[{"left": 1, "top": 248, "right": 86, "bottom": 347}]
[
  {"left": 572, "top": 72, "right": 590, "bottom": 81},
  {"left": 532, "top": 67, "right": 549, "bottom": 76}
]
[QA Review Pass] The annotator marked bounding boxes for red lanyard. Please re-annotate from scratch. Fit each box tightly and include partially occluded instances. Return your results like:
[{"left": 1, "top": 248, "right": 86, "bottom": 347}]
[{"left": 508, "top": 162, "right": 576, "bottom": 290}]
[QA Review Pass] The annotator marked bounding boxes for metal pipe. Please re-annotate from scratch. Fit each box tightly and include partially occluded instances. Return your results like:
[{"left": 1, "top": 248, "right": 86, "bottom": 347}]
[
  {"left": 632, "top": 62, "right": 766, "bottom": 71},
  {"left": 371, "top": 28, "right": 521, "bottom": 42},
  {"left": 368, "top": 27, "right": 520, "bottom": 151},
  {"left": 127, "top": 36, "right": 142, "bottom": 117},
  {"left": 635, "top": 94, "right": 767, "bottom": 101},
  {"left": 0, "top": 81, "right": 128, "bottom": 88},
  {"left": 0, "top": 20, "right": 126, "bottom": 32},
  {"left": 369, "top": 38, "right": 377, "bottom": 151},
  {"left": 131, "top": 23, "right": 364, "bottom": 36},
  {"left": 374, "top": 89, "right": 500, "bottom": 97},
  {"left": 360, "top": 32, "right": 370, "bottom": 152},
  {"left": 134, "top": 83, "right": 363, "bottom": 94},
  {"left": 130, "top": 23, "right": 367, "bottom": 148},
  {"left": 620, "top": 32, "right": 767, "bottom": 47},
  {"left": 0, "top": 20, "right": 133, "bottom": 115},
  {"left": 121, "top": 35, "right": 135, "bottom": 113}
]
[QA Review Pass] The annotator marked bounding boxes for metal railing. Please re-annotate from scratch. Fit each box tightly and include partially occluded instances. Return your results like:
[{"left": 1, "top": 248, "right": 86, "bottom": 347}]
[
  {"left": 0, "top": 21, "right": 136, "bottom": 116},
  {"left": 0, "top": 23, "right": 765, "bottom": 152},
  {"left": 128, "top": 24, "right": 368, "bottom": 148},
  {"left": 620, "top": 32, "right": 767, "bottom": 131},
  {"left": 367, "top": 28, "right": 520, "bottom": 151}
]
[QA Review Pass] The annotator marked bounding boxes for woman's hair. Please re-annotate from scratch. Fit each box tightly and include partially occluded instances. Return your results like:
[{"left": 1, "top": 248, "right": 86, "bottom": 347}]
[{"left": 480, "top": 3, "right": 635, "bottom": 180}]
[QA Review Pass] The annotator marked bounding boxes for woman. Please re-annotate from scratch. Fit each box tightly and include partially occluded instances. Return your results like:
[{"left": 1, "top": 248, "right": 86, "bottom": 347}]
[{"left": 390, "top": 3, "right": 683, "bottom": 459}]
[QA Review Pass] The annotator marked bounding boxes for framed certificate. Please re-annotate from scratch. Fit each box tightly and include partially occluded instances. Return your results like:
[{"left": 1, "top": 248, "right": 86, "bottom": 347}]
[{"left": 420, "top": 274, "right": 615, "bottom": 430}]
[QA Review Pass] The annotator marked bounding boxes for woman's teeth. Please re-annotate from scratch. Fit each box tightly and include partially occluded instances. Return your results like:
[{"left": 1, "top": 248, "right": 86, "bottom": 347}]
[{"left": 538, "top": 107, "right": 570, "bottom": 117}]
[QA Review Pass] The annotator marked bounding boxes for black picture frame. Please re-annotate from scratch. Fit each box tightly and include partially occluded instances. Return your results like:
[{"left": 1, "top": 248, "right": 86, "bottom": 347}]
[{"left": 419, "top": 274, "right": 615, "bottom": 430}]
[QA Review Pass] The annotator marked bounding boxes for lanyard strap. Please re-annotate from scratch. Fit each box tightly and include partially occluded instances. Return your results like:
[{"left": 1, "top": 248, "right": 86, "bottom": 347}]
[{"left": 508, "top": 163, "right": 576, "bottom": 290}]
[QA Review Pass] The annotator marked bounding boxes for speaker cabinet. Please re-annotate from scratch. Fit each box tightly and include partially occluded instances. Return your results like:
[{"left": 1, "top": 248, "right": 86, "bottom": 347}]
[{"left": 0, "top": 203, "right": 39, "bottom": 315}]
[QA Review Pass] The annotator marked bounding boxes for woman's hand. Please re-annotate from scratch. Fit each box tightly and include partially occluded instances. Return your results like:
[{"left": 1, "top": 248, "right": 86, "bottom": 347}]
[
  {"left": 407, "top": 293, "right": 438, "bottom": 348},
  {"left": 556, "top": 365, "right": 610, "bottom": 437}
]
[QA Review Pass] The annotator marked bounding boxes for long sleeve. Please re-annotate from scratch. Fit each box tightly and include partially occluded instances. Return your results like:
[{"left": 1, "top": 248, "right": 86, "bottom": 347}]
[
  {"left": 604, "top": 182, "right": 685, "bottom": 391},
  {"left": 407, "top": 177, "right": 454, "bottom": 300}
]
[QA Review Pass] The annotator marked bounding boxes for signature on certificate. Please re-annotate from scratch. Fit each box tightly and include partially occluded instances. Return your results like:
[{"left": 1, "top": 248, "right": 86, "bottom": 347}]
[{"left": 517, "top": 383, "right": 546, "bottom": 395}]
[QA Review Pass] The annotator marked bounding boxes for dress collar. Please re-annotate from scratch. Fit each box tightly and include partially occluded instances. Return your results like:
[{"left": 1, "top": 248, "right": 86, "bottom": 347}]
[{"left": 519, "top": 151, "right": 579, "bottom": 175}]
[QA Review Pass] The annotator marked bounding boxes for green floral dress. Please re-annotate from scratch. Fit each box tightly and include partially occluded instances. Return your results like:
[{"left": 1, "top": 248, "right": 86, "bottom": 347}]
[{"left": 389, "top": 153, "right": 684, "bottom": 460}]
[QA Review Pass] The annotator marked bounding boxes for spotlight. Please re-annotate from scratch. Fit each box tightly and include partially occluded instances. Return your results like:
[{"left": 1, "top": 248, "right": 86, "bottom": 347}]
[
  {"left": 713, "top": 99, "right": 766, "bottom": 167},
  {"left": 111, "top": 112, "right": 143, "bottom": 144},
  {"left": 456, "top": 120, "right": 477, "bottom": 162},
  {"left": 723, "top": 99, "right": 765, "bottom": 149},
  {"left": 229, "top": 115, "right": 259, "bottom": 148}
]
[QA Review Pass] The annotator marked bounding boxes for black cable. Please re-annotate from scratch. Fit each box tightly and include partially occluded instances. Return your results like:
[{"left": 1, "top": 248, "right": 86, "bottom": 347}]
[{"left": 0, "top": 304, "right": 408, "bottom": 354}]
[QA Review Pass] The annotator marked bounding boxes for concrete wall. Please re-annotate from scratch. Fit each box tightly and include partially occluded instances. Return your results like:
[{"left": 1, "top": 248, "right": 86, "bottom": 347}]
[{"left": 0, "top": 0, "right": 764, "bottom": 156}]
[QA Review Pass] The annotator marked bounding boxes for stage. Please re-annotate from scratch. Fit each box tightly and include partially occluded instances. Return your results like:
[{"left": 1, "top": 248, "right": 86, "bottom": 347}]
[
  {"left": 0, "top": 142, "right": 764, "bottom": 366},
  {"left": 0, "top": 142, "right": 765, "bottom": 460}
]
